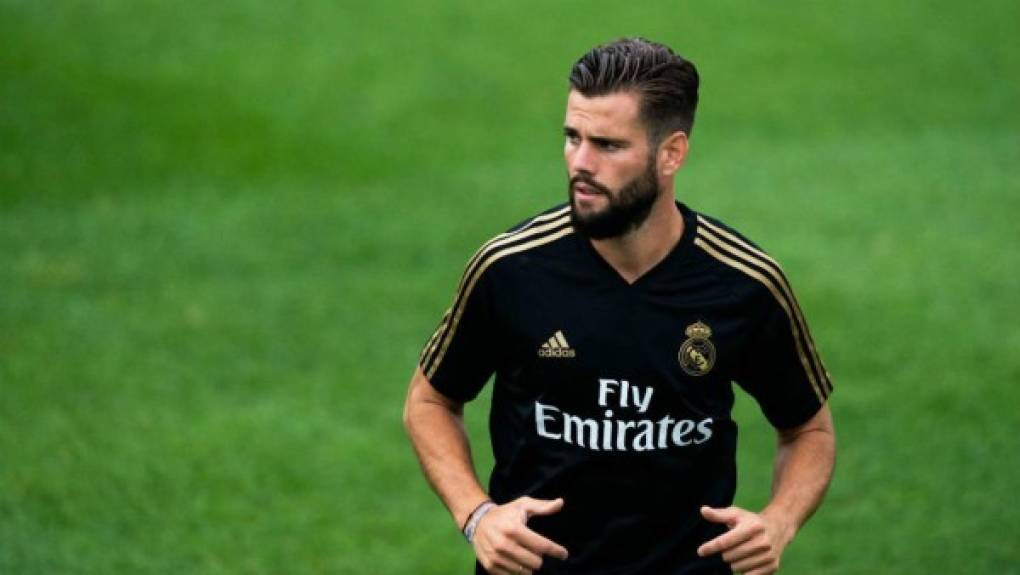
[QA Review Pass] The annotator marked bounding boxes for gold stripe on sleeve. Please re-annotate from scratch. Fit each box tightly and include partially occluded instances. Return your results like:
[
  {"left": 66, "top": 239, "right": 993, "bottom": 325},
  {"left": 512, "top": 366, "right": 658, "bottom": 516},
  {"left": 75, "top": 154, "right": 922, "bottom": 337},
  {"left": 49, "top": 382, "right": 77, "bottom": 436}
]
[
  {"left": 694, "top": 232, "right": 829, "bottom": 403},
  {"left": 419, "top": 309, "right": 449, "bottom": 364},
  {"left": 420, "top": 210, "right": 570, "bottom": 371},
  {"left": 697, "top": 216, "right": 831, "bottom": 394},
  {"left": 420, "top": 209, "right": 572, "bottom": 377},
  {"left": 460, "top": 206, "right": 571, "bottom": 278},
  {"left": 425, "top": 225, "right": 574, "bottom": 380}
]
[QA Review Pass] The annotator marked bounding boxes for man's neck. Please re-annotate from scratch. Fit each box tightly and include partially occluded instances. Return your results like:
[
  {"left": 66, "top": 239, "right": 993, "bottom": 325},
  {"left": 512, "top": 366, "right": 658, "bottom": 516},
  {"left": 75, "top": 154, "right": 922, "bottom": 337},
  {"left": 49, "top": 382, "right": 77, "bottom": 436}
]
[{"left": 589, "top": 194, "right": 685, "bottom": 284}]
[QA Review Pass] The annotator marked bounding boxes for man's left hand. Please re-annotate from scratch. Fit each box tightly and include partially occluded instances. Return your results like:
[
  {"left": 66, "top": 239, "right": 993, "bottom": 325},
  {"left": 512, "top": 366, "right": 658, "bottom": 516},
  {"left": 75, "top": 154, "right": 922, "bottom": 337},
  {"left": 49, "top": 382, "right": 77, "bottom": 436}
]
[{"left": 696, "top": 505, "right": 794, "bottom": 575}]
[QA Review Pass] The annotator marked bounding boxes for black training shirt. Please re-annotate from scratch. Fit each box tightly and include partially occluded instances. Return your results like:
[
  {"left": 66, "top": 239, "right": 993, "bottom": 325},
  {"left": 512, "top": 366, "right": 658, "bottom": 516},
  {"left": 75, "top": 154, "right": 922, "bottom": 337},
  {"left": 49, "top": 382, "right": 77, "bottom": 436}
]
[{"left": 419, "top": 202, "right": 833, "bottom": 574}]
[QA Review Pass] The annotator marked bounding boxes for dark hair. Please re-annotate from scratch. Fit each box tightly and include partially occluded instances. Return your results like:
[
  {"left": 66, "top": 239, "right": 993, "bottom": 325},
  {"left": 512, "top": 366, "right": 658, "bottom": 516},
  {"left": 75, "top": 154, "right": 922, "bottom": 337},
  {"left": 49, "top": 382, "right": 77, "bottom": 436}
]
[{"left": 569, "top": 38, "right": 700, "bottom": 144}]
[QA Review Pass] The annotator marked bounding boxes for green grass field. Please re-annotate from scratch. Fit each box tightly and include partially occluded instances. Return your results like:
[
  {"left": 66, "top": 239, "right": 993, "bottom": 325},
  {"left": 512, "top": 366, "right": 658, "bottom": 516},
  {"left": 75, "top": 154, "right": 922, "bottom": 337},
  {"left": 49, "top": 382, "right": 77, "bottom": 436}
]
[{"left": 3, "top": 1, "right": 1019, "bottom": 573}]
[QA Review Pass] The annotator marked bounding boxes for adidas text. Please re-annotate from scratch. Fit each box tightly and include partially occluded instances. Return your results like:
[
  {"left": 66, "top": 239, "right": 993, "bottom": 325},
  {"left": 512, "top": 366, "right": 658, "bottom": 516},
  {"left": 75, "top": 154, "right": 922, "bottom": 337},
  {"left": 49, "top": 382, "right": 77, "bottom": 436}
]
[{"left": 538, "top": 347, "right": 576, "bottom": 358}]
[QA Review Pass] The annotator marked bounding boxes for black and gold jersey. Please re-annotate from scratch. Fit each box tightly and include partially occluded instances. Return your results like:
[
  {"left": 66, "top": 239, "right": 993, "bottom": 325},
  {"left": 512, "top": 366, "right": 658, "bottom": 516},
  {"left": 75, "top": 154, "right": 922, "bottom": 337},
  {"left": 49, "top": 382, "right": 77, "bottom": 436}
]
[{"left": 419, "top": 201, "right": 833, "bottom": 575}]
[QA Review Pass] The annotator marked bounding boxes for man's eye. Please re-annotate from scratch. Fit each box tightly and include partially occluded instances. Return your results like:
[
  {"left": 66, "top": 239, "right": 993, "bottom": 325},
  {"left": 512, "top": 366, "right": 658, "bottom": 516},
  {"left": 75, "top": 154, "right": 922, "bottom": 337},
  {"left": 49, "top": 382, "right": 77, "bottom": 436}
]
[{"left": 600, "top": 142, "right": 620, "bottom": 151}]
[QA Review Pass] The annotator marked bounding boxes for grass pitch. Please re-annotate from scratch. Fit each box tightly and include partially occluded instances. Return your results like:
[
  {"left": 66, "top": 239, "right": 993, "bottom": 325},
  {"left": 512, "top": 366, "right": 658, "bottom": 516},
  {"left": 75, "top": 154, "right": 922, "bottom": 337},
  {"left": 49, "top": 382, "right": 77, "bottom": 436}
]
[{"left": 2, "top": 1, "right": 1019, "bottom": 573}]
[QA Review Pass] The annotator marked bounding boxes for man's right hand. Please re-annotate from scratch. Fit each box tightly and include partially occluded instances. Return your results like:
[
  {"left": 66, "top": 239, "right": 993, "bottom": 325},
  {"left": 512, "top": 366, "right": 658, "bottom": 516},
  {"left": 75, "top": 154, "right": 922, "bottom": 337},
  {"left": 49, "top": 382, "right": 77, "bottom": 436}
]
[{"left": 472, "top": 497, "right": 569, "bottom": 575}]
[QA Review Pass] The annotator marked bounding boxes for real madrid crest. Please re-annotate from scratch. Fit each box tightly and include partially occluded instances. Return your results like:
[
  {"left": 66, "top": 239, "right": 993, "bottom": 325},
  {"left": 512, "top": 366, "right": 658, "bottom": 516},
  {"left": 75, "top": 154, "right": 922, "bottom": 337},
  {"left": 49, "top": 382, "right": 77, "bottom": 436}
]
[{"left": 678, "top": 321, "right": 716, "bottom": 377}]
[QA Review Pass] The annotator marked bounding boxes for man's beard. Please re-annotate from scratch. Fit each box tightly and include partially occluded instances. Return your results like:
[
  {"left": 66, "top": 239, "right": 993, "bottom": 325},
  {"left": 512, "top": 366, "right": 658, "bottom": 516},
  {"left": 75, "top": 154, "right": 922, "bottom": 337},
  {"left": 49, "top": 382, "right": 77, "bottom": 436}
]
[{"left": 568, "top": 160, "right": 660, "bottom": 240}]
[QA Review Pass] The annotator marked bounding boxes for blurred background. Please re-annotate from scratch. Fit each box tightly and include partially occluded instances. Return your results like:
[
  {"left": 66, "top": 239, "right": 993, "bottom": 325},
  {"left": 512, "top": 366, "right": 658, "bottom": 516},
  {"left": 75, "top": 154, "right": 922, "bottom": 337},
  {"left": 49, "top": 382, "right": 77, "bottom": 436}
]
[{"left": 2, "top": 1, "right": 1018, "bottom": 573}]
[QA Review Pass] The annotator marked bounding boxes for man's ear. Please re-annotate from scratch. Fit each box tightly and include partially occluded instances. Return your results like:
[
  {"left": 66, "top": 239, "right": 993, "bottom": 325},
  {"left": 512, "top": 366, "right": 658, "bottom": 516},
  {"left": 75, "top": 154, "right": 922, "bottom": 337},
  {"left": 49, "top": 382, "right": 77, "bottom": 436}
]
[{"left": 658, "top": 131, "right": 689, "bottom": 176}]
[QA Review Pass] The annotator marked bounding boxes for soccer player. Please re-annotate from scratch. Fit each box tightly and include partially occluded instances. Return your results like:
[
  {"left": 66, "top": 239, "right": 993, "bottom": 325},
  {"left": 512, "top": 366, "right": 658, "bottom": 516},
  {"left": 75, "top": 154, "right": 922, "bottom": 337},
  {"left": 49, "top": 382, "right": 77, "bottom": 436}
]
[{"left": 404, "top": 38, "right": 836, "bottom": 575}]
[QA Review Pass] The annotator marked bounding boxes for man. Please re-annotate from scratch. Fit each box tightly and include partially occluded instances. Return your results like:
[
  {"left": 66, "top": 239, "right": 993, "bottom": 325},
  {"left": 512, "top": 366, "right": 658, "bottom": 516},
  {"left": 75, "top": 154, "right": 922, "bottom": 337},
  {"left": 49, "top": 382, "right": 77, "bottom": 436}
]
[{"left": 404, "top": 38, "right": 835, "bottom": 575}]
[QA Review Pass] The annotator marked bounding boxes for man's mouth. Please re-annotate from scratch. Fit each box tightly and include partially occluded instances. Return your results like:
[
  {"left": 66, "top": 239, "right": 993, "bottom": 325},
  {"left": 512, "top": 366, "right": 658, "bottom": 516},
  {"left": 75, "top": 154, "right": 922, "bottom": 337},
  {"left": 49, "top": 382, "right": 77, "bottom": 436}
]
[{"left": 572, "top": 181, "right": 606, "bottom": 200}]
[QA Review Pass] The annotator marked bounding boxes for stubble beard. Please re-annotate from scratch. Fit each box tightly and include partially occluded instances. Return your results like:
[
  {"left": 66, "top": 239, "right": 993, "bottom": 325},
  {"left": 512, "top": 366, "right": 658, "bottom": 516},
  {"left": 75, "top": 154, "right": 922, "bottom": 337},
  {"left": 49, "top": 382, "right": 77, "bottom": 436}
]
[{"left": 568, "top": 159, "right": 661, "bottom": 240}]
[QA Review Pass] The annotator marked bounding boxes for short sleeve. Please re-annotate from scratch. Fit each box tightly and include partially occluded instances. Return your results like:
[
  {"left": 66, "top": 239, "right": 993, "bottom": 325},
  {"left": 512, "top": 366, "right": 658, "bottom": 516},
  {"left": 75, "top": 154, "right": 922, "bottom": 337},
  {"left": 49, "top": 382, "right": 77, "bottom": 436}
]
[
  {"left": 418, "top": 264, "right": 500, "bottom": 403},
  {"left": 735, "top": 283, "right": 834, "bottom": 430}
]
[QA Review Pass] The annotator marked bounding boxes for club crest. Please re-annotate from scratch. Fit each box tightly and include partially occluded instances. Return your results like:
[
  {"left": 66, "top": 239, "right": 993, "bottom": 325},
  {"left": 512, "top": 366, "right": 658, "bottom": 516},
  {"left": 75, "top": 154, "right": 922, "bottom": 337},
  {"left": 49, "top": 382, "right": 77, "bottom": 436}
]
[{"left": 678, "top": 321, "right": 716, "bottom": 377}]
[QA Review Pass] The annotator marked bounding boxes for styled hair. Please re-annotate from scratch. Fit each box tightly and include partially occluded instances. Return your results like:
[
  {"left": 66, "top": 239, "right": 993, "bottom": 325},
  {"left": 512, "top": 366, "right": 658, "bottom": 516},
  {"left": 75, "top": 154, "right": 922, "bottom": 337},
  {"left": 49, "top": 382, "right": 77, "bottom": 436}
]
[{"left": 569, "top": 38, "right": 700, "bottom": 144}]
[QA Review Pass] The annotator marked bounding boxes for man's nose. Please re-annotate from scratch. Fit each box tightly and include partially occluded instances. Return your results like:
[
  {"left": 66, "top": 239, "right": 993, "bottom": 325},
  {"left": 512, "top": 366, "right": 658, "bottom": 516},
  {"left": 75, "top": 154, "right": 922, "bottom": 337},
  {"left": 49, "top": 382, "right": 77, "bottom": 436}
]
[{"left": 568, "top": 142, "right": 597, "bottom": 176}]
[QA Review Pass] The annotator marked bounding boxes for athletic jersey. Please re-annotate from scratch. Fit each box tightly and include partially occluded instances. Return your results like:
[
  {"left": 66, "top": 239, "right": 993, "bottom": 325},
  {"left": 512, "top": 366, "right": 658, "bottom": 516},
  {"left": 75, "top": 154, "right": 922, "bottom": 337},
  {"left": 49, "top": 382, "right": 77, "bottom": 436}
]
[{"left": 419, "top": 201, "right": 833, "bottom": 575}]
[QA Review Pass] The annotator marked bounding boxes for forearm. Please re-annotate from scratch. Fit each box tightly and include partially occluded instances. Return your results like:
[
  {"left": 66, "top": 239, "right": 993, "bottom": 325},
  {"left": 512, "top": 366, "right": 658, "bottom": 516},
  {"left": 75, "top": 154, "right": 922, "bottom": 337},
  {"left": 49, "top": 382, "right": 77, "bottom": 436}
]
[
  {"left": 762, "top": 406, "right": 836, "bottom": 539},
  {"left": 697, "top": 413, "right": 834, "bottom": 574},
  {"left": 403, "top": 368, "right": 489, "bottom": 528}
]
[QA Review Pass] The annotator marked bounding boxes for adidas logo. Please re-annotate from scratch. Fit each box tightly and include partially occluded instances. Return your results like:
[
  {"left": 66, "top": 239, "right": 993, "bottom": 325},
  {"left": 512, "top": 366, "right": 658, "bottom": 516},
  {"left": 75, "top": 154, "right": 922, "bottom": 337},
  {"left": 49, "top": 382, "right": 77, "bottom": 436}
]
[{"left": 538, "top": 330, "right": 576, "bottom": 358}]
